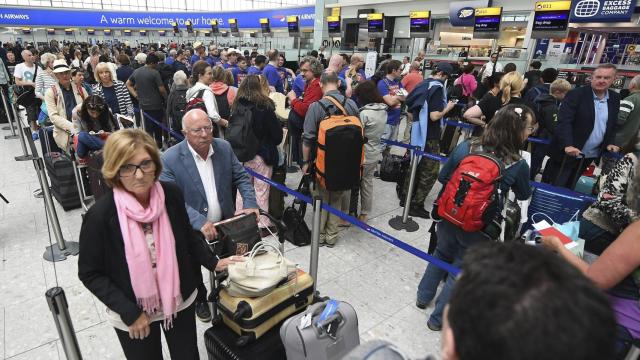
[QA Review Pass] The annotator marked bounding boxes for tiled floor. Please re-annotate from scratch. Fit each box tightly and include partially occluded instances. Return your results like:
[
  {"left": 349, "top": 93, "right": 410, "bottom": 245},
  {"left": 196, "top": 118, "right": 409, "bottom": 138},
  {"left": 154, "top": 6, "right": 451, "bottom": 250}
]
[{"left": 0, "top": 123, "right": 444, "bottom": 359}]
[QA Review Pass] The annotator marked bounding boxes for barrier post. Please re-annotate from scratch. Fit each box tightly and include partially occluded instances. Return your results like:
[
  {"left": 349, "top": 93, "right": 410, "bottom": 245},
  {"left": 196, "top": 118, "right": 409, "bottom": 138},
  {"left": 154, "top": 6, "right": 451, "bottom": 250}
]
[
  {"left": 34, "top": 157, "right": 80, "bottom": 262},
  {"left": 2, "top": 86, "right": 18, "bottom": 139},
  {"left": 15, "top": 117, "right": 36, "bottom": 162},
  {"left": 139, "top": 107, "right": 146, "bottom": 131},
  {"left": 309, "top": 196, "right": 322, "bottom": 294},
  {"left": 45, "top": 287, "right": 83, "bottom": 360},
  {"left": 286, "top": 131, "right": 298, "bottom": 173},
  {"left": 389, "top": 147, "right": 420, "bottom": 232}
]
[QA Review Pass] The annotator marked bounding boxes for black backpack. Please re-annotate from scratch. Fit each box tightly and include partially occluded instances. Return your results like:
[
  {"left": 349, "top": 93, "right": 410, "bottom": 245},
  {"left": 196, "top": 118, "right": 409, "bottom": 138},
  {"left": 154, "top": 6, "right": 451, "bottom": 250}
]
[
  {"left": 227, "top": 102, "right": 260, "bottom": 162},
  {"left": 214, "top": 89, "right": 231, "bottom": 120},
  {"left": 170, "top": 89, "right": 188, "bottom": 130}
]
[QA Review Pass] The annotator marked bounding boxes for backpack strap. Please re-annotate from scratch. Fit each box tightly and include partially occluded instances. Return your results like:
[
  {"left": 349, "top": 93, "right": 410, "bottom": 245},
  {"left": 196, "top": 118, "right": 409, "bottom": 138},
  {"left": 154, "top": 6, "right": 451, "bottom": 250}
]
[
  {"left": 196, "top": 88, "right": 206, "bottom": 98},
  {"left": 323, "top": 96, "right": 347, "bottom": 115},
  {"left": 317, "top": 101, "right": 332, "bottom": 118}
]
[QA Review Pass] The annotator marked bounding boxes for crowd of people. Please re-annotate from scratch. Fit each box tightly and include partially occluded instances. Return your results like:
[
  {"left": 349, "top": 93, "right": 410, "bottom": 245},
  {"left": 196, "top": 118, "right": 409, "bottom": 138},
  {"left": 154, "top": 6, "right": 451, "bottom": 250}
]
[{"left": 3, "top": 38, "right": 640, "bottom": 359}]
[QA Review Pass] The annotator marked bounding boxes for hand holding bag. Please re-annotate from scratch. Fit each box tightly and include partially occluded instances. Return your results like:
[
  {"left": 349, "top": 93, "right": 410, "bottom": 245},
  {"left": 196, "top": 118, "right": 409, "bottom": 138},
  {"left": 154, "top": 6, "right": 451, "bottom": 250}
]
[
  {"left": 214, "top": 213, "right": 262, "bottom": 257},
  {"left": 225, "top": 241, "right": 297, "bottom": 298}
]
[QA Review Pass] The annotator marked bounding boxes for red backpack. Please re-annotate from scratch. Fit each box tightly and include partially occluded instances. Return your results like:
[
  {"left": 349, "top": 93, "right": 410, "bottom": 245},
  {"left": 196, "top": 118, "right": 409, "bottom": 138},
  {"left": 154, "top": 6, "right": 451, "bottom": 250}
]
[
  {"left": 436, "top": 151, "right": 505, "bottom": 232},
  {"left": 185, "top": 89, "right": 208, "bottom": 113}
]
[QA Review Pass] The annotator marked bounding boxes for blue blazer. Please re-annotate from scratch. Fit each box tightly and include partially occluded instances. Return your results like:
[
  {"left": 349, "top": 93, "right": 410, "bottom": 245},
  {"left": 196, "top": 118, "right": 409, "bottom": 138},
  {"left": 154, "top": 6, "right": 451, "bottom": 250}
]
[
  {"left": 160, "top": 138, "right": 258, "bottom": 231},
  {"left": 548, "top": 85, "right": 620, "bottom": 161}
]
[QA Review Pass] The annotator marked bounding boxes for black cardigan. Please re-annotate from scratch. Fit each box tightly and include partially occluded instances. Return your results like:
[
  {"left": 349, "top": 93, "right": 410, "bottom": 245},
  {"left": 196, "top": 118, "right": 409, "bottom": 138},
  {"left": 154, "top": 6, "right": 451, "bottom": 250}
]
[{"left": 78, "top": 181, "right": 217, "bottom": 326}]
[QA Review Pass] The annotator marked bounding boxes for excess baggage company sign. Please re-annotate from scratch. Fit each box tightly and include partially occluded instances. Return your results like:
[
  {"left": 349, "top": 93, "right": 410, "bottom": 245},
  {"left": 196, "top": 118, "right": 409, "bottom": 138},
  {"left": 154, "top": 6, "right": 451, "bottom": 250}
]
[{"left": 569, "top": 0, "right": 637, "bottom": 22}]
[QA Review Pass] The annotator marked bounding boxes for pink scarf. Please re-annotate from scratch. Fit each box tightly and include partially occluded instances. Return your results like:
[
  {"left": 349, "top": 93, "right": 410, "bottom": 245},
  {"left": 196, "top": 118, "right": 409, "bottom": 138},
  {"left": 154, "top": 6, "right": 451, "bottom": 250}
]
[{"left": 113, "top": 182, "right": 182, "bottom": 329}]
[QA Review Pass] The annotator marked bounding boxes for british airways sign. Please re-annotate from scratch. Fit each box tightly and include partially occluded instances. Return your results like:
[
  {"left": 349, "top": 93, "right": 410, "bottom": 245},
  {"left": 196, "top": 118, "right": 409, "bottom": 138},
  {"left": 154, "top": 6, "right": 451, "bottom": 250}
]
[
  {"left": 0, "top": 6, "right": 315, "bottom": 29},
  {"left": 569, "top": 0, "right": 637, "bottom": 22},
  {"left": 448, "top": 0, "right": 489, "bottom": 27}
]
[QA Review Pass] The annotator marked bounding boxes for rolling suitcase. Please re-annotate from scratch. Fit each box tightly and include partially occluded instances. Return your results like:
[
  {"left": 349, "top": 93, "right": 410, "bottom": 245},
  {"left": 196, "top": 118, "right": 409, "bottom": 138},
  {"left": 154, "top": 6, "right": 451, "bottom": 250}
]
[
  {"left": 280, "top": 299, "right": 360, "bottom": 360},
  {"left": 218, "top": 269, "right": 314, "bottom": 346},
  {"left": 343, "top": 340, "right": 413, "bottom": 360},
  {"left": 204, "top": 320, "right": 286, "bottom": 360},
  {"left": 523, "top": 181, "right": 594, "bottom": 233},
  {"left": 44, "top": 152, "right": 81, "bottom": 211}
]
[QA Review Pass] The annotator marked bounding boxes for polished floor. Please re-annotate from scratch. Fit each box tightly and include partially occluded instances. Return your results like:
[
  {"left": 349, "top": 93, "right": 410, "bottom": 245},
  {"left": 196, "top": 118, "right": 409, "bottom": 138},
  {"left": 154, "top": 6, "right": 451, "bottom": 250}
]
[{"left": 0, "top": 122, "right": 444, "bottom": 359}]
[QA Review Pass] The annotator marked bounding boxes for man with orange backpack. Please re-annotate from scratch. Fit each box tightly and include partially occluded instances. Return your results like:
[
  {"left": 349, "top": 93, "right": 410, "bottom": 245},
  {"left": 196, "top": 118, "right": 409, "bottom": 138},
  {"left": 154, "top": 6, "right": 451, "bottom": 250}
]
[{"left": 302, "top": 70, "right": 363, "bottom": 247}]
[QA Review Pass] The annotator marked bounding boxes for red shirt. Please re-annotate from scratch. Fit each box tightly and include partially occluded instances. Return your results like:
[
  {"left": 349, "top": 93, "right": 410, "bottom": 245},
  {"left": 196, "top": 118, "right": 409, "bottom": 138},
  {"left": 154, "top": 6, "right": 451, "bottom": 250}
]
[
  {"left": 291, "top": 77, "right": 322, "bottom": 118},
  {"left": 401, "top": 71, "right": 424, "bottom": 94}
]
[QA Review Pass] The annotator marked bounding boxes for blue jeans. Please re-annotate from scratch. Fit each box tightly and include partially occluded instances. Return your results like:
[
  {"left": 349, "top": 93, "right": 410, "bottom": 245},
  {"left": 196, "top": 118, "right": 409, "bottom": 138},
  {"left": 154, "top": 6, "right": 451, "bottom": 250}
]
[
  {"left": 76, "top": 131, "right": 104, "bottom": 158},
  {"left": 579, "top": 217, "right": 617, "bottom": 255},
  {"left": 417, "top": 220, "right": 487, "bottom": 327}
]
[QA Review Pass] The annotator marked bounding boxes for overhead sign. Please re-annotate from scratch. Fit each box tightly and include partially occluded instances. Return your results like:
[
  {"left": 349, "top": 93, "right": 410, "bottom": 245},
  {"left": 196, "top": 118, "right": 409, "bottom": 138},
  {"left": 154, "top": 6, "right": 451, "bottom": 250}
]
[
  {"left": 0, "top": 6, "right": 315, "bottom": 29},
  {"left": 87, "top": 28, "right": 95, "bottom": 35},
  {"left": 367, "top": 13, "right": 384, "bottom": 36},
  {"left": 327, "top": 15, "right": 341, "bottom": 34},
  {"left": 228, "top": 18, "right": 239, "bottom": 33},
  {"left": 532, "top": 0, "right": 571, "bottom": 38},
  {"left": 330, "top": 7, "right": 340, "bottom": 17},
  {"left": 210, "top": 19, "right": 219, "bottom": 34},
  {"left": 474, "top": 7, "right": 502, "bottom": 35},
  {"left": 287, "top": 15, "right": 299, "bottom": 35},
  {"left": 448, "top": 0, "right": 489, "bottom": 27},
  {"left": 570, "top": 0, "right": 637, "bottom": 23},
  {"left": 47, "top": 28, "right": 55, "bottom": 35},
  {"left": 409, "top": 11, "right": 431, "bottom": 37},
  {"left": 259, "top": 18, "right": 270, "bottom": 34}
]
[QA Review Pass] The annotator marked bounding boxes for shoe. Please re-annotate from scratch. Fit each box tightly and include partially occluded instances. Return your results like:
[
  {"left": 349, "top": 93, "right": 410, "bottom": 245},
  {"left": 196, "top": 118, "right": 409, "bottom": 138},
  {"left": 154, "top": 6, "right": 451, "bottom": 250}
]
[
  {"left": 195, "top": 302, "right": 212, "bottom": 322},
  {"left": 357, "top": 214, "right": 368, "bottom": 223},
  {"left": 416, "top": 300, "right": 428, "bottom": 310},
  {"left": 338, "top": 220, "right": 351, "bottom": 228},
  {"left": 409, "top": 207, "right": 431, "bottom": 219},
  {"left": 399, "top": 199, "right": 405, "bottom": 207},
  {"left": 427, "top": 320, "right": 442, "bottom": 331},
  {"left": 373, "top": 171, "right": 380, "bottom": 178},
  {"left": 325, "top": 238, "right": 336, "bottom": 248}
]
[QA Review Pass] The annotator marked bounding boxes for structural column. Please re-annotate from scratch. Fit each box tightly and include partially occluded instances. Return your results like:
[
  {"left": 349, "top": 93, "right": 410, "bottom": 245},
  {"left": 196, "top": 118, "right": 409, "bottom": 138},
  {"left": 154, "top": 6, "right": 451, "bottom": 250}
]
[{"left": 313, "top": 0, "right": 328, "bottom": 50}]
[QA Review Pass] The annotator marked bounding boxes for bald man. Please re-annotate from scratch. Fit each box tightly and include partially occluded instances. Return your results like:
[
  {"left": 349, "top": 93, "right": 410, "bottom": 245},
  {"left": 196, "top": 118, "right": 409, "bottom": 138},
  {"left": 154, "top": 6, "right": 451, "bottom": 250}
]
[
  {"left": 14, "top": 50, "right": 39, "bottom": 131},
  {"left": 160, "top": 109, "right": 258, "bottom": 322}
]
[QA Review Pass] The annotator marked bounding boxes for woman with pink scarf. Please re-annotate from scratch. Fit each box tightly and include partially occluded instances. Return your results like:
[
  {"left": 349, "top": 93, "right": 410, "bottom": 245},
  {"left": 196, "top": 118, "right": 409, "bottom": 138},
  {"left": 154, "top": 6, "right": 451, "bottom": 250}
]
[{"left": 78, "top": 129, "right": 242, "bottom": 359}]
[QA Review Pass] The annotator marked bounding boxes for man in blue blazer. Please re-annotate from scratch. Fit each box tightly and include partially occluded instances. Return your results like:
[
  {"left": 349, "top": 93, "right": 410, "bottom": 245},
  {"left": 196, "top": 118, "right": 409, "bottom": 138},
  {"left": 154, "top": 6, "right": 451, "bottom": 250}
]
[
  {"left": 160, "top": 109, "right": 258, "bottom": 321},
  {"left": 543, "top": 64, "right": 621, "bottom": 188}
]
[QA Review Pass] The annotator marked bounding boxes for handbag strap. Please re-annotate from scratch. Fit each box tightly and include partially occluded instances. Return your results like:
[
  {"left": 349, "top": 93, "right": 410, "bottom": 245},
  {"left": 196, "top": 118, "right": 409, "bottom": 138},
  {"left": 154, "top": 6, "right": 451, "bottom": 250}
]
[
  {"left": 248, "top": 241, "right": 284, "bottom": 262},
  {"left": 530, "top": 212, "right": 555, "bottom": 226}
]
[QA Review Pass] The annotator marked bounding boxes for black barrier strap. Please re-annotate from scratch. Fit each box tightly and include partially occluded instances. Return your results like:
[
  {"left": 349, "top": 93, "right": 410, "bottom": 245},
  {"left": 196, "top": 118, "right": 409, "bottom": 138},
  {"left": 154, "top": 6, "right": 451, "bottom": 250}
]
[
  {"left": 382, "top": 139, "right": 449, "bottom": 163},
  {"left": 244, "top": 167, "right": 461, "bottom": 276}
]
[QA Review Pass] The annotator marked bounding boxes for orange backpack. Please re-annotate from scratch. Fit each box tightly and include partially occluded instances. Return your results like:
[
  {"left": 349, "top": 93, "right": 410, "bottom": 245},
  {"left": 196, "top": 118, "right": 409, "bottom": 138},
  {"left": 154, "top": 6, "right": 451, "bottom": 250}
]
[{"left": 315, "top": 96, "right": 365, "bottom": 191}]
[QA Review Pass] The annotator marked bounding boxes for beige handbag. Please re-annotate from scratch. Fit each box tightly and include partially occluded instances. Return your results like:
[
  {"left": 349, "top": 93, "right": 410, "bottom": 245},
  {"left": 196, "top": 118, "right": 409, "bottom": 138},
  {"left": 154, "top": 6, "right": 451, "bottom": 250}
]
[{"left": 225, "top": 241, "right": 297, "bottom": 298}]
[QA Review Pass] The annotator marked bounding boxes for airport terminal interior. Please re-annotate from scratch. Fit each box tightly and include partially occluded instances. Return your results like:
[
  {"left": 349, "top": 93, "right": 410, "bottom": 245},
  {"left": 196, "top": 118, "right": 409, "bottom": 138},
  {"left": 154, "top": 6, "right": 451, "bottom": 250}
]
[{"left": 0, "top": 0, "right": 639, "bottom": 359}]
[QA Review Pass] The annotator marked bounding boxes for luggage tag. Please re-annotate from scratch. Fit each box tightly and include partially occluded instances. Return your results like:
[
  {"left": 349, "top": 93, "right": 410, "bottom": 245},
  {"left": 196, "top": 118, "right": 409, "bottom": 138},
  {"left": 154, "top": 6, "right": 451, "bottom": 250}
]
[
  {"left": 299, "top": 312, "right": 312, "bottom": 329},
  {"left": 315, "top": 299, "right": 339, "bottom": 327}
]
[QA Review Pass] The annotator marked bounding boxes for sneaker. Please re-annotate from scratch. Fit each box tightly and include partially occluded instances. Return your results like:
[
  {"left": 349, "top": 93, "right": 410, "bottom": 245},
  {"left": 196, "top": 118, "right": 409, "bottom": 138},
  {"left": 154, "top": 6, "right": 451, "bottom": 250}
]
[
  {"left": 195, "top": 302, "right": 212, "bottom": 322},
  {"left": 416, "top": 300, "right": 428, "bottom": 310},
  {"left": 409, "top": 207, "right": 431, "bottom": 219},
  {"left": 427, "top": 320, "right": 442, "bottom": 331},
  {"left": 373, "top": 170, "right": 380, "bottom": 178},
  {"left": 33, "top": 188, "right": 44, "bottom": 199},
  {"left": 325, "top": 238, "right": 337, "bottom": 248}
]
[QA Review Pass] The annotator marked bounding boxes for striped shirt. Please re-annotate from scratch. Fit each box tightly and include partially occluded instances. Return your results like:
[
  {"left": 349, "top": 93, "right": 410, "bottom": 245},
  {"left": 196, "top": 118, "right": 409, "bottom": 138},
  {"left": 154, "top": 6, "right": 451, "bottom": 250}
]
[{"left": 35, "top": 70, "right": 58, "bottom": 99}]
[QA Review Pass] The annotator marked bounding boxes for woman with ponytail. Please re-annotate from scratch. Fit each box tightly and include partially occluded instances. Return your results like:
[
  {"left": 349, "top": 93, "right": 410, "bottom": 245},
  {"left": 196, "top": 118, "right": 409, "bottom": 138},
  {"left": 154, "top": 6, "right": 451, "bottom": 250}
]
[{"left": 464, "top": 71, "right": 531, "bottom": 131}]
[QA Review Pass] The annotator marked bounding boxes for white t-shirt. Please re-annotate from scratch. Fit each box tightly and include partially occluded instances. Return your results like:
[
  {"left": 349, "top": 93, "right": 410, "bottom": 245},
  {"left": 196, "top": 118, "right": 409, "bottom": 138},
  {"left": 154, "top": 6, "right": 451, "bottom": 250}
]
[
  {"left": 13, "top": 62, "right": 36, "bottom": 83},
  {"left": 481, "top": 61, "right": 503, "bottom": 81},
  {"left": 187, "top": 143, "right": 223, "bottom": 223}
]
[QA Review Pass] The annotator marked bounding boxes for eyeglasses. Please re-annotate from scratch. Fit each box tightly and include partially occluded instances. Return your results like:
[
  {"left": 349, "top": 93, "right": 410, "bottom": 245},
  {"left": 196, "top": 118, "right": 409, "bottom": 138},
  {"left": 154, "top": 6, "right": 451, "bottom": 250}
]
[
  {"left": 87, "top": 103, "right": 105, "bottom": 111},
  {"left": 186, "top": 126, "right": 213, "bottom": 135},
  {"left": 118, "top": 159, "right": 156, "bottom": 177}
]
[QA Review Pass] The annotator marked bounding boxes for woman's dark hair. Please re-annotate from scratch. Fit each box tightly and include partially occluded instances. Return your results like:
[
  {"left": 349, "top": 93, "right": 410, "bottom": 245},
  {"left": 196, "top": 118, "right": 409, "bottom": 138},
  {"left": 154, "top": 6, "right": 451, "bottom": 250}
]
[
  {"left": 504, "top": 63, "right": 517, "bottom": 73},
  {"left": 191, "top": 60, "right": 210, "bottom": 84},
  {"left": 79, "top": 95, "right": 116, "bottom": 132},
  {"left": 117, "top": 53, "right": 130, "bottom": 65},
  {"left": 98, "top": 54, "right": 111, "bottom": 63},
  {"left": 476, "top": 104, "right": 536, "bottom": 163},
  {"left": 71, "top": 67, "right": 83, "bottom": 77},
  {"left": 486, "top": 72, "right": 505, "bottom": 89},
  {"left": 232, "top": 75, "right": 274, "bottom": 113},
  {"left": 353, "top": 80, "right": 385, "bottom": 107},
  {"left": 463, "top": 63, "right": 475, "bottom": 74}
]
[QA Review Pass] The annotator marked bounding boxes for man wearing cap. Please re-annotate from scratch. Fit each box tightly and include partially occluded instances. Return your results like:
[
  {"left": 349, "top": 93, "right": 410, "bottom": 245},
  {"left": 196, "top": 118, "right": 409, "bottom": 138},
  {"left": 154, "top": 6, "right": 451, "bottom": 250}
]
[
  {"left": 400, "top": 62, "right": 456, "bottom": 219},
  {"left": 44, "top": 59, "right": 89, "bottom": 151},
  {"left": 190, "top": 42, "right": 210, "bottom": 65},
  {"left": 223, "top": 49, "right": 239, "bottom": 70}
]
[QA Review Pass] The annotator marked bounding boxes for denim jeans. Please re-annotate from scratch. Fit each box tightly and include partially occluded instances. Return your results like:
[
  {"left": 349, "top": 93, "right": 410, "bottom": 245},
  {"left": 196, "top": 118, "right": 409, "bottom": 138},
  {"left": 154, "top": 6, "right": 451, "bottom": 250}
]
[
  {"left": 579, "top": 217, "right": 617, "bottom": 255},
  {"left": 76, "top": 131, "right": 104, "bottom": 158},
  {"left": 380, "top": 123, "right": 399, "bottom": 154},
  {"left": 416, "top": 220, "right": 487, "bottom": 327}
]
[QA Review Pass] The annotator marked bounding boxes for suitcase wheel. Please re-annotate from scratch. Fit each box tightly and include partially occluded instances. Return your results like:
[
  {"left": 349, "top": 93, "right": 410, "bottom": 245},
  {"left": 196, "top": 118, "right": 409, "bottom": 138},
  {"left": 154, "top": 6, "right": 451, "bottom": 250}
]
[{"left": 236, "top": 333, "right": 255, "bottom": 347}]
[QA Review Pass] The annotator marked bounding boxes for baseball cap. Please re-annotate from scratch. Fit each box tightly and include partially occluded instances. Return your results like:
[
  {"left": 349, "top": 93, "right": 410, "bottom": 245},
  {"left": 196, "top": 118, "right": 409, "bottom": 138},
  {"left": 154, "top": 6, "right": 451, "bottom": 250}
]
[{"left": 436, "top": 62, "right": 454, "bottom": 76}]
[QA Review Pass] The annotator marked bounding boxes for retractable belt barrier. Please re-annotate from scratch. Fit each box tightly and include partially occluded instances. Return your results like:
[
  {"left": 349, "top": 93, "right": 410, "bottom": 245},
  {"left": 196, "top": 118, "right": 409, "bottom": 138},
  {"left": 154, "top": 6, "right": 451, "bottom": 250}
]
[
  {"left": 140, "top": 110, "right": 460, "bottom": 275},
  {"left": 382, "top": 139, "right": 448, "bottom": 163}
]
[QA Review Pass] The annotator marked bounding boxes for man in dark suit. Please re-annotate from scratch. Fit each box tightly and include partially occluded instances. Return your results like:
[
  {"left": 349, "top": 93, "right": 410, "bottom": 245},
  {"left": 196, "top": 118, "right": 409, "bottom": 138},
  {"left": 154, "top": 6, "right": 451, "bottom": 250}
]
[
  {"left": 160, "top": 109, "right": 258, "bottom": 322},
  {"left": 543, "top": 64, "right": 621, "bottom": 188}
]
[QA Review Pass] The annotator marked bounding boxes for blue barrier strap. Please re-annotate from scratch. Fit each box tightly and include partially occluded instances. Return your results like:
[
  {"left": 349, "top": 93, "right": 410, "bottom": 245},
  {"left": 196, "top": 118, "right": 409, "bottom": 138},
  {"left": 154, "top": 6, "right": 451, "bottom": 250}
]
[
  {"left": 526, "top": 137, "right": 551, "bottom": 145},
  {"left": 382, "top": 139, "right": 448, "bottom": 163},
  {"left": 244, "top": 167, "right": 461, "bottom": 276},
  {"left": 444, "top": 119, "right": 476, "bottom": 130},
  {"left": 135, "top": 108, "right": 185, "bottom": 141}
]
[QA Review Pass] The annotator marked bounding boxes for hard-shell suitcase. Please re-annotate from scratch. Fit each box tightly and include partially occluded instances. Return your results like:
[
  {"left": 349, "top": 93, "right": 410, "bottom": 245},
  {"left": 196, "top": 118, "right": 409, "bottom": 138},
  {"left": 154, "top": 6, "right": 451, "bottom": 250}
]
[
  {"left": 523, "top": 181, "right": 594, "bottom": 233},
  {"left": 44, "top": 152, "right": 81, "bottom": 211},
  {"left": 218, "top": 269, "right": 314, "bottom": 346},
  {"left": 204, "top": 321, "right": 285, "bottom": 360},
  {"left": 280, "top": 300, "right": 360, "bottom": 360},
  {"left": 342, "top": 340, "right": 411, "bottom": 360}
]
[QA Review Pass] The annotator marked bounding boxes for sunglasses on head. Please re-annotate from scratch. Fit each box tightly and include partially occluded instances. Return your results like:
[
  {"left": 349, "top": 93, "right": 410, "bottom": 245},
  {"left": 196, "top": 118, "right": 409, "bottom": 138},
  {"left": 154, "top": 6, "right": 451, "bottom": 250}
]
[{"left": 87, "top": 103, "right": 105, "bottom": 111}]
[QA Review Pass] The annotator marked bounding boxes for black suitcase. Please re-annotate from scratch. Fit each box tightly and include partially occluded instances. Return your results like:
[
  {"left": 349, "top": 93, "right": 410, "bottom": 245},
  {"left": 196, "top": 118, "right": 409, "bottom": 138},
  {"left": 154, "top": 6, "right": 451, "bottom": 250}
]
[
  {"left": 39, "top": 127, "right": 62, "bottom": 157},
  {"left": 204, "top": 321, "right": 286, "bottom": 360},
  {"left": 44, "top": 153, "right": 81, "bottom": 211},
  {"left": 268, "top": 163, "right": 286, "bottom": 220}
]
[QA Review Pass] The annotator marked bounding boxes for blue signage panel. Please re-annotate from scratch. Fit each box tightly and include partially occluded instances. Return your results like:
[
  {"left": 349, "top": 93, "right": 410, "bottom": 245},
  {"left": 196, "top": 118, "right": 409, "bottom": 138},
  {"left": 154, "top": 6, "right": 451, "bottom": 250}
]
[
  {"left": 448, "top": 0, "right": 489, "bottom": 27},
  {"left": 569, "top": 0, "right": 637, "bottom": 22},
  {"left": 0, "top": 6, "right": 315, "bottom": 29}
]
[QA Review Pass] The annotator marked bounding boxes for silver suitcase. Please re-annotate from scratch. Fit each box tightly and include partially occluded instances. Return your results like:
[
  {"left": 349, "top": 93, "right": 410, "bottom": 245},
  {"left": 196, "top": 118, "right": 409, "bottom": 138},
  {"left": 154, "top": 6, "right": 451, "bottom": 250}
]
[{"left": 280, "top": 300, "right": 359, "bottom": 360}]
